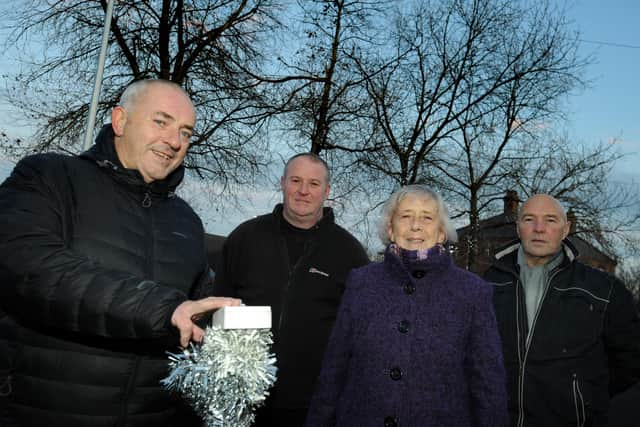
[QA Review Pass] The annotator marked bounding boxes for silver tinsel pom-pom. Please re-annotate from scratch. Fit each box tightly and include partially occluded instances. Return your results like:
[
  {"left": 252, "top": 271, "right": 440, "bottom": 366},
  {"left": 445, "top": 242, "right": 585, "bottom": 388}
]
[{"left": 161, "top": 326, "right": 277, "bottom": 427}]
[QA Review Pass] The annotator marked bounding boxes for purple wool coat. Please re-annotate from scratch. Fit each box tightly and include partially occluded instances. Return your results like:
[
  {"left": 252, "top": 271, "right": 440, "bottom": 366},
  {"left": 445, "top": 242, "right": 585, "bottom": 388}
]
[{"left": 305, "top": 245, "right": 508, "bottom": 427}]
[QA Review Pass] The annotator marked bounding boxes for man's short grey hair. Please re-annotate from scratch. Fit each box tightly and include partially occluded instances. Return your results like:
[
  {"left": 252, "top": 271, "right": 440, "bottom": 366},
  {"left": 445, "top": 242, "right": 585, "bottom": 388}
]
[
  {"left": 517, "top": 194, "right": 568, "bottom": 223},
  {"left": 119, "top": 79, "right": 191, "bottom": 112},
  {"left": 377, "top": 184, "right": 458, "bottom": 245},
  {"left": 283, "top": 153, "right": 331, "bottom": 184}
]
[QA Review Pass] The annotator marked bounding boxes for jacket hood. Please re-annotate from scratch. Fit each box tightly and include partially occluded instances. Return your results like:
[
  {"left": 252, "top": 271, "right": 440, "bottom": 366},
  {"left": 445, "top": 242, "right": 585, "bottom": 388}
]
[{"left": 80, "top": 124, "right": 185, "bottom": 196}]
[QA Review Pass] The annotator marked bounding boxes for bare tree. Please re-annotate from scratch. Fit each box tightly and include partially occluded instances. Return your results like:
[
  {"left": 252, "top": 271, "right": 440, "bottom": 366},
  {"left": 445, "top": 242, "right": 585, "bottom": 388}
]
[
  {"left": 1, "top": 0, "right": 282, "bottom": 191},
  {"left": 2, "top": 0, "right": 635, "bottom": 261},
  {"left": 617, "top": 261, "right": 640, "bottom": 306},
  {"left": 508, "top": 134, "right": 640, "bottom": 260},
  {"left": 358, "top": 0, "right": 585, "bottom": 182},
  {"left": 265, "top": 0, "right": 389, "bottom": 156},
  {"left": 449, "top": 125, "right": 640, "bottom": 269},
  {"left": 333, "top": 0, "right": 594, "bottom": 257}
]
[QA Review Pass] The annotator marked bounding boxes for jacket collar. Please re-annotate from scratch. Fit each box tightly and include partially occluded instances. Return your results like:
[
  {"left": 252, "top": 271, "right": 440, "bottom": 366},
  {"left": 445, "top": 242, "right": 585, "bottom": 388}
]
[
  {"left": 384, "top": 243, "right": 452, "bottom": 278},
  {"left": 491, "top": 238, "right": 579, "bottom": 275},
  {"left": 79, "top": 124, "right": 185, "bottom": 197},
  {"left": 272, "top": 203, "right": 336, "bottom": 230}
]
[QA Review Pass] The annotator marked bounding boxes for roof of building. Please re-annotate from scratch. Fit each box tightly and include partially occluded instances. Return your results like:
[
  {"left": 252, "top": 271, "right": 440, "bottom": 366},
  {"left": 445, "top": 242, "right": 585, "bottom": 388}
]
[{"left": 455, "top": 191, "right": 617, "bottom": 268}]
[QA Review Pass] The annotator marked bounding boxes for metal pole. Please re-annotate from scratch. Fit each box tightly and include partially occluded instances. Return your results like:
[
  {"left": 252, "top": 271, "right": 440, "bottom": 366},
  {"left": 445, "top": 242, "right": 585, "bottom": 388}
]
[{"left": 83, "top": 0, "right": 115, "bottom": 150}]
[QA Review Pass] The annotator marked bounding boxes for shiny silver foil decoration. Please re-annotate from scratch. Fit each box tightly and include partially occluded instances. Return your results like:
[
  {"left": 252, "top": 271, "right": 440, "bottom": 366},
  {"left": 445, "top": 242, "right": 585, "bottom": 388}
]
[{"left": 162, "top": 326, "right": 277, "bottom": 427}]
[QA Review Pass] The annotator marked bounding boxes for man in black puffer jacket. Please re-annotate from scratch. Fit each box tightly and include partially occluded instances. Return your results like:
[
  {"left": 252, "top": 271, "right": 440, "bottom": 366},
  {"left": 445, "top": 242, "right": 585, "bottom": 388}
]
[{"left": 0, "top": 79, "right": 240, "bottom": 426}]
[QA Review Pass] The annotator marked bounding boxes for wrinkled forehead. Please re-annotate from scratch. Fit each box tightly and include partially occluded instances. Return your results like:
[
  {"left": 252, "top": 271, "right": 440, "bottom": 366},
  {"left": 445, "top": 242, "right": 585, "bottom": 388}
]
[
  {"left": 286, "top": 156, "right": 329, "bottom": 182},
  {"left": 154, "top": 84, "right": 195, "bottom": 111},
  {"left": 392, "top": 194, "right": 441, "bottom": 221},
  {"left": 519, "top": 195, "right": 566, "bottom": 221},
  {"left": 132, "top": 83, "right": 195, "bottom": 117},
  {"left": 397, "top": 193, "right": 436, "bottom": 209}
]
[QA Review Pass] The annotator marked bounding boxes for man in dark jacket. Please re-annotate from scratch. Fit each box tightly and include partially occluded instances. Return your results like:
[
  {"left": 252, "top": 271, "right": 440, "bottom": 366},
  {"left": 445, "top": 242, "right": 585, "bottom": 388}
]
[
  {"left": 484, "top": 194, "right": 640, "bottom": 427},
  {"left": 0, "top": 79, "right": 240, "bottom": 426},
  {"left": 213, "top": 153, "right": 370, "bottom": 426}
]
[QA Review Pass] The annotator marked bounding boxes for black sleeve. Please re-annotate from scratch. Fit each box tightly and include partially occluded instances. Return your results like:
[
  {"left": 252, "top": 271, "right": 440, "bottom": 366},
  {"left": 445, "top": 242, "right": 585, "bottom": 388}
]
[
  {"left": 212, "top": 227, "right": 241, "bottom": 298},
  {"left": 605, "top": 276, "right": 640, "bottom": 395},
  {"left": 0, "top": 156, "right": 187, "bottom": 340}
]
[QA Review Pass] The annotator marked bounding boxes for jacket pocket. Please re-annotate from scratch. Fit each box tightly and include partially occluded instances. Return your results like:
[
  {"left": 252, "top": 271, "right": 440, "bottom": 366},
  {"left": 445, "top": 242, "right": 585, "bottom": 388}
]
[{"left": 535, "top": 286, "right": 608, "bottom": 359}]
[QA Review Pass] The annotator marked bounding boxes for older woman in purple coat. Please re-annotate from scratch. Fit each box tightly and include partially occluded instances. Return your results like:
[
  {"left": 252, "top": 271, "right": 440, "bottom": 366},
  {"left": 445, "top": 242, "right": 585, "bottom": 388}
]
[{"left": 305, "top": 185, "right": 508, "bottom": 427}]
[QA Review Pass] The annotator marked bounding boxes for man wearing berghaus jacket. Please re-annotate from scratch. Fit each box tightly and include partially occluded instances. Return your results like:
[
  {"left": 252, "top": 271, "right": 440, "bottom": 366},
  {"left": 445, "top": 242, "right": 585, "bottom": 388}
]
[
  {"left": 213, "top": 153, "right": 370, "bottom": 426},
  {"left": 484, "top": 194, "right": 640, "bottom": 427}
]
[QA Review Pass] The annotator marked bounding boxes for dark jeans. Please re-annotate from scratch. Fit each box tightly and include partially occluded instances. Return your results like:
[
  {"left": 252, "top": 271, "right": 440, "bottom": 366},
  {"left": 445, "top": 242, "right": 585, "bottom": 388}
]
[
  {"left": 0, "top": 391, "right": 199, "bottom": 427},
  {"left": 1, "top": 372, "right": 16, "bottom": 427},
  {"left": 0, "top": 398, "right": 17, "bottom": 427},
  {"left": 608, "top": 382, "right": 640, "bottom": 427},
  {"left": 252, "top": 405, "right": 308, "bottom": 427}
]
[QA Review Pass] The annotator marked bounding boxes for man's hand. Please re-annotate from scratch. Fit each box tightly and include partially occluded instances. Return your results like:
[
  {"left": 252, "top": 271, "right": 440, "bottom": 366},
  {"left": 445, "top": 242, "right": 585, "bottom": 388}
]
[{"left": 171, "top": 296, "right": 241, "bottom": 347}]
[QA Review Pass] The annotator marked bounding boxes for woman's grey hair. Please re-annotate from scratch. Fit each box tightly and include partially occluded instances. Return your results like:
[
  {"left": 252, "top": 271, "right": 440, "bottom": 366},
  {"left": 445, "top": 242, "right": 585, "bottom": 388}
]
[
  {"left": 119, "top": 79, "right": 191, "bottom": 112},
  {"left": 377, "top": 184, "right": 458, "bottom": 245}
]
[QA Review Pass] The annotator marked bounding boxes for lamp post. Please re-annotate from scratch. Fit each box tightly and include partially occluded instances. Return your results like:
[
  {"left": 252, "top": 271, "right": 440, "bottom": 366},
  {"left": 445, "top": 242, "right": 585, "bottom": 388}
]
[{"left": 83, "top": 0, "right": 115, "bottom": 150}]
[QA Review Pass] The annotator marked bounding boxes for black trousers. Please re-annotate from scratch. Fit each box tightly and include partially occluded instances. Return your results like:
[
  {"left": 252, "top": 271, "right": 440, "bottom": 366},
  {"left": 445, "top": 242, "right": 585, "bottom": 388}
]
[{"left": 252, "top": 405, "right": 308, "bottom": 427}]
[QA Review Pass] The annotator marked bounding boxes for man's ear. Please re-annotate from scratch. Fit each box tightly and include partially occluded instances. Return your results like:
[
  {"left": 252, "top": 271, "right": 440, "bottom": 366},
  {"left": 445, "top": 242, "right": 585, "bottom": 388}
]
[
  {"left": 111, "top": 106, "right": 127, "bottom": 137},
  {"left": 562, "top": 221, "right": 571, "bottom": 239},
  {"left": 280, "top": 175, "right": 286, "bottom": 192}
]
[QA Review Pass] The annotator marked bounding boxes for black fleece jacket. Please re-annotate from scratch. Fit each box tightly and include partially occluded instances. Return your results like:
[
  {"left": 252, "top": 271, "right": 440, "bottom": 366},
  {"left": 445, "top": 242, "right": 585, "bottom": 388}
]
[{"left": 213, "top": 205, "right": 370, "bottom": 410}]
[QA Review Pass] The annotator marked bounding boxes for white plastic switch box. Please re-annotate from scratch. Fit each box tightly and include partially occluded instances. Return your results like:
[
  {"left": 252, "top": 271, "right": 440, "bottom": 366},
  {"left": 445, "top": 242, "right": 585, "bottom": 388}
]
[{"left": 212, "top": 306, "right": 272, "bottom": 329}]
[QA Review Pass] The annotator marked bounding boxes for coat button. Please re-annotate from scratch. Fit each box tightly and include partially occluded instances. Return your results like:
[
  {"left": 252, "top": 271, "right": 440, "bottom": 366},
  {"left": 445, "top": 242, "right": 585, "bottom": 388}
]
[
  {"left": 390, "top": 367, "right": 402, "bottom": 380},
  {"left": 398, "top": 320, "right": 410, "bottom": 333},
  {"left": 412, "top": 270, "right": 425, "bottom": 278},
  {"left": 384, "top": 416, "right": 397, "bottom": 427},
  {"left": 403, "top": 283, "right": 415, "bottom": 294}
]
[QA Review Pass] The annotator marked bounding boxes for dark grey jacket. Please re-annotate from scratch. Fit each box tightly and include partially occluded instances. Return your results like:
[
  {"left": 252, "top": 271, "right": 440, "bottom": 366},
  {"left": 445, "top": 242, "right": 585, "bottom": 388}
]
[
  {"left": 484, "top": 240, "right": 640, "bottom": 427},
  {"left": 0, "top": 125, "right": 209, "bottom": 426}
]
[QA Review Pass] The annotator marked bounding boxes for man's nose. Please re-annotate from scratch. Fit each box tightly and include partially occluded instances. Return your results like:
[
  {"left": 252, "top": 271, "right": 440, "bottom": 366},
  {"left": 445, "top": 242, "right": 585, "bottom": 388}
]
[
  {"left": 410, "top": 218, "right": 422, "bottom": 230},
  {"left": 533, "top": 220, "right": 546, "bottom": 232},
  {"left": 166, "top": 129, "right": 182, "bottom": 150},
  {"left": 298, "top": 182, "right": 310, "bottom": 194}
]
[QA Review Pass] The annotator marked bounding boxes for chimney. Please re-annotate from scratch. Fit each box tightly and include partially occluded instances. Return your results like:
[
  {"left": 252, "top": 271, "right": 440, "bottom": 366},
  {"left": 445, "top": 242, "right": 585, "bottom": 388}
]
[
  {"left": 566, "top": 209, "right": 577, "bottom": 234},
  {"left": 503, "top": 190, "right": 520, "bottom": 218}
]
